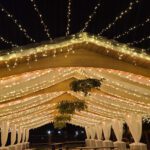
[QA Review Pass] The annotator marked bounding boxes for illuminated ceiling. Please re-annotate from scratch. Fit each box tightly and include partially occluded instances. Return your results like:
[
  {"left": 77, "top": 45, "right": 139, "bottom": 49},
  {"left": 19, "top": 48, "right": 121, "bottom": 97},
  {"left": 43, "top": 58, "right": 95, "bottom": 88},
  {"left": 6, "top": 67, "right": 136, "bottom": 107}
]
[{"left": 0, "top": 33, "right": 150, "bottom": 129}]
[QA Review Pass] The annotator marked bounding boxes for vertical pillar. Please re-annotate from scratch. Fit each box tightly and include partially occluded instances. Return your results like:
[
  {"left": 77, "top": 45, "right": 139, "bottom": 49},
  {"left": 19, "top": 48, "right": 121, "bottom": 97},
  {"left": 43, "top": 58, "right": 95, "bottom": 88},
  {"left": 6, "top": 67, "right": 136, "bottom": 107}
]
[
  {"left": 25, "top": 129, "right": 30, "bottom": 149},
  {"left": 85, "top": 126, "right": 91, "bottom": 147},
  {"left": 0, "top": 121, "right": 9, "bottom": 150},
  {"left": 9, "top": 124, "right": 17, "bottom": 150},
  {"left": 112, "top": 119, "right": 126, "bottom": 150},
  {"left": 22, "top": 128, "right": 26, "bottom": 150},
  {"left": 102, "top": 122, "right": 113, "bottom": 150},
  {"left": 90, "top": 126, "right": 96, "bottom": 147},
  {"left": 16, "top": 127, "right": 23, "bottom": 150},
  {"left": 125, "top": 114, "right": 147, "bottom": 150},
  {"left": 95, "top": 124, "right": 103, "bottom": 147}
]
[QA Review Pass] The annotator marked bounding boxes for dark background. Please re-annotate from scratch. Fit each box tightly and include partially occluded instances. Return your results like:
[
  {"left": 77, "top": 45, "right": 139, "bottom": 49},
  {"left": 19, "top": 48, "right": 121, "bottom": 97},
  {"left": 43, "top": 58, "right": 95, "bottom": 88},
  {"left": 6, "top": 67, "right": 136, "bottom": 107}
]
[{"left": 0, "top": 0, "right": 149, "bottom": 52}]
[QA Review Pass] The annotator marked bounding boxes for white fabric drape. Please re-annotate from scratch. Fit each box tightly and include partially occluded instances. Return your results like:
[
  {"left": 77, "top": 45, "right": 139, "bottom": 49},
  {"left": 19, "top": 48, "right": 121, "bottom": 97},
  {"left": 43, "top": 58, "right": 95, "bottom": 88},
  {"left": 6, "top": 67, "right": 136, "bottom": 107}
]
[
  {"left": 11, "top": 124, "right": 16, "bottom": 145},
  {"left": 25, "top": 129, "right": 30, "bottom": 142},
  {"left": 112, "top": 119, "right": 123, "bottom": 141},
  {"left": 22, "top": 128, "right": 26, "bottom": 142},
  {"left": 89, "top": 126, "right": 96, "bottom": 139},
  {"left": 102, "top": 122, "right": 111, "bottom": 140},
  {"left": 85, "top": 127, "right": 90, "bottom": 139},
  {"left": 95, "top": 125, "right": 102, "bottom": 140},
  {"left": 125, "top": 114, "right": 142, "bottom": 143},
  {"left": 1, "top": 121, "right": 9, "bottom": 147},
  {"left": 17, "top": 127, "right": 22, "bottom": 143}
]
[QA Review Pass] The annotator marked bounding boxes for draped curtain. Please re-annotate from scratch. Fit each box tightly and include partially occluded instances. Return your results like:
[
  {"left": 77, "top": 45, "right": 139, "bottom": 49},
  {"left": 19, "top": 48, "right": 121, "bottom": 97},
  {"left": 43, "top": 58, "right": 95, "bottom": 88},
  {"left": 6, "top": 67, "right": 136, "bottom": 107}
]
[
  {"left": 125, "top": 114, "right": 142, "bottom": 143},
  {"left": 112, "top": 119, "right": 123, "bottom": 141},
  {"left": 1, "top": 121, "right": 9, "bottom": 147},
  {"left": 102, "top": 122, "right": 111, "bottom": 140},
  {"left": 89, "top": 126, "right": 95, "bottom": 139},
  {"left": 95, "top": 125, "right": 102, "bottom": 140},
  {"left": 11, "top": 124, "right": 16, "bottom": 145},
  {"left": 25, "top": 129, "right": 30, "bottom": 142},
  {"left": 17, "top": 127, "right": 22, "bottom": 143},
  {"left": 85, "top": 127, "right": 91, "bottom": 139},
  {"left": 22, "top": 128, "right": 26, "bottom": 143}
]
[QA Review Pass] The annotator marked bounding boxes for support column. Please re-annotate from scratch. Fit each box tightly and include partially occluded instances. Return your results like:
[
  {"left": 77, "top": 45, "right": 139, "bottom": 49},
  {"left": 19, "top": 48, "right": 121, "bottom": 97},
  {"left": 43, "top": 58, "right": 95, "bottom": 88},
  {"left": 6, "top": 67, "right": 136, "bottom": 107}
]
[
  {"left": 0, "top": 121, "right": 9, "bottom": 150},
  {"left": 112, "top": 119, "right": 126, "bottom": 150},
  {"left": 16, "top": 127, "right": 23, "bottom": 150},
  {"left": 125, "top": 114, "right": 147, "bottom": 150},
  {"left": 22, "top": 128, "right": 26, "bottom": 150},
  {"left": 25, "top": 129, "right": 30, "bottom": 149},
  {"left": 95, "top": 124, "right": 103, "bottom": 147},
  {"left": 102, "top": 122, "right": 113, "bottom": 150},
  {"left": 90, "top": 126, "right": 96, "bottom": 147},
  {"left": 85, "top": 126, "right": 91, "bottom": 147},
  {"left": 9, "top": 124, "right": 17, "bottom": 150}
]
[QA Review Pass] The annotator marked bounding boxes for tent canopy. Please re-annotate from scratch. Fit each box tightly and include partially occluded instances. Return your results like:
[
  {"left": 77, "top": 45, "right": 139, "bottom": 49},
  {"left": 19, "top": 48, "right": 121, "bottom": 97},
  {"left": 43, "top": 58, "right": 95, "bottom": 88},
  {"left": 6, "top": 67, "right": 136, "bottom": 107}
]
[{"left": 0, "top": 33, "right": 150, "bottom": 129}]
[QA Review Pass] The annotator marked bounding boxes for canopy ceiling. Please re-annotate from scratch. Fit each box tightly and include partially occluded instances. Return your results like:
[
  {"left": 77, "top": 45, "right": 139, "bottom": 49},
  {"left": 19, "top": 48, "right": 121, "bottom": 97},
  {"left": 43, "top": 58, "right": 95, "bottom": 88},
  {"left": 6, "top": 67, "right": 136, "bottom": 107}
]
[{"left": 0, "top": 33, "right": 150, "bottom": 129}]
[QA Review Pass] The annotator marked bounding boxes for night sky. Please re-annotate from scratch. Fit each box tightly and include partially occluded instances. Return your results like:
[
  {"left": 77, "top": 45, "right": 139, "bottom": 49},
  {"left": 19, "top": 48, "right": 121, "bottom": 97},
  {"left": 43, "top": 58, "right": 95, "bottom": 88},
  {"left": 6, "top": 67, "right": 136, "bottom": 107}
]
[{"left": 0, "top": 0, "right": 149, "bottom": 53}]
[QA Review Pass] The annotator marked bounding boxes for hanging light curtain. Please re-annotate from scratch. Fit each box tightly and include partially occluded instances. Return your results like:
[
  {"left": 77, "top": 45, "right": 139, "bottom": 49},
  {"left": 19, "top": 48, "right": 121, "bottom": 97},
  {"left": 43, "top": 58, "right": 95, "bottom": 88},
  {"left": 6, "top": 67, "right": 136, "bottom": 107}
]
[
  {"left": 1, "top": 121, "right": 9, "bottom": 147},
  {"left": 112, "top": 119, "right": 124, "bottom": 141},
  {"left": 11, "top": 124, "right": 17, "bottom": 145},
  {"left": 17, "top": 127, "right": 22, "bottom": 143},
  {"left": 102, "top": 122, "right": 111, "bottom": 140},
  {"left": 95, "top": 124, "right": 102, "bottom": 140},
  {"left": 125, "top": 114, "right": 142, "bottom": 143}
]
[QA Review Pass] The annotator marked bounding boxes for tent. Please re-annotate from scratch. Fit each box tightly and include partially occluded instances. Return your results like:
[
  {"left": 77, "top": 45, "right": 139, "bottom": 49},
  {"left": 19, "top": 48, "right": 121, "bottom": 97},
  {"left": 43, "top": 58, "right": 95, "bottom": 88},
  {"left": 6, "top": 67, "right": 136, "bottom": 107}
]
[{"left": 0, "top": 33, "right": 149, "bottom": 150}]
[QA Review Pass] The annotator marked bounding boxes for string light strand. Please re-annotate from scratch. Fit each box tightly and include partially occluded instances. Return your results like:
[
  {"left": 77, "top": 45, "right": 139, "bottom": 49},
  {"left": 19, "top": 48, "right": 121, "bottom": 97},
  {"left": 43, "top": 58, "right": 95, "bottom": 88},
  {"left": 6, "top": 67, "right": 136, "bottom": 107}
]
[
  {"left": 30, "top": 0, "right": 52, "bottom": 40},
  {"left": 114, "top": 17, "right": 150, "bottom": 39},
  {"left": 129, "top": 35, "right": 150, "bottom": 45},
  {"left": 98, "top": 0, "right": 140, "bottom": 35},
  {"left": 66, "top": 0, "right": 72, "bottom": 36},
  {"left": 0, "top": 36, "right": 19, "bottom": 48},
  {"left": 80, "top": 0, "right": 101, "bottom": 33},
  {"left": 0, "top": 4, "right": 36, "bottom": 43}
]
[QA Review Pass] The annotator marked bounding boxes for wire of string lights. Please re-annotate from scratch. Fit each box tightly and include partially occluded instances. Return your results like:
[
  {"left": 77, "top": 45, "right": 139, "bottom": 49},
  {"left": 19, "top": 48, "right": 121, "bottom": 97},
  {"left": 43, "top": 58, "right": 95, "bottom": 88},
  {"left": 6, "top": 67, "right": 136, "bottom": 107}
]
[
  {"left": 0, "top": 4, "right": 36, "bottom": 43},
  {"left": 80, "top": 0, "right": 101, "bottom": 33},
  {"left": 66, "top": 0, "right": 72, "bottom": 36},
  {"left": 0, "top": 36, "right": 19, "bottom": 48},
  {"left": 30, "top": 0, "right": 52, "bottom": 41},
  {"left": 113, "top": 17, "right": 150, "bottom": 39},
  {"left": 98, "top": 0, "right": 140, "bottom": 36},
  {"left": 129, "top": 35, "right": 150, "bottom": 45}
]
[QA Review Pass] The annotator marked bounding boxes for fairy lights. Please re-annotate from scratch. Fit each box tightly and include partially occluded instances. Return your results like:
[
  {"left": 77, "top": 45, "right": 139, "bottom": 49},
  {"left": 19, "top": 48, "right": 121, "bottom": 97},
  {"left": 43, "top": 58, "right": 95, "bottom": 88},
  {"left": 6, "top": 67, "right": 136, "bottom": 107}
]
[
  {"left": 0, "top": 67, "right": 149, "bottom": 128},
  {"left": 113, "top": 17, "right": 150, "bottom": 39},
  {"left": 0, "top": 4, "right": 35, "bottom": 43},
  {"left": 0, "top": 33, "right": 149, "bottom": 71},
  {"left": 0, "top": 36, "right": 19, "bottom": 48},
  {"left": 30, "top": 0, "right": 52, "bottom": 40},
  {"left": 98, "top": 0, "right": 140, "bottom": 35},
  {"left": 129, "top": 35, "right": 150, "bottom": 45},
  {"left": 80, "top": 0, "right": 101, "bottom": 33},
  {"left": 66, "top": 0, "right": 72, "bottom": 36}
]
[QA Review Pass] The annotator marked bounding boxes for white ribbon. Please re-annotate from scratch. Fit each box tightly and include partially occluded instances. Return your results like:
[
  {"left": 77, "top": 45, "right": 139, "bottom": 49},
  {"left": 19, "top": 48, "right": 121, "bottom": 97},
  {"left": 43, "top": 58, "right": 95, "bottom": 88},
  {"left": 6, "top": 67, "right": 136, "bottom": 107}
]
[{"left": 112, "top": 119, "right": 123, "bottom": 141}]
